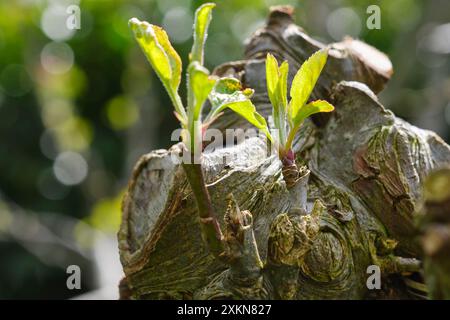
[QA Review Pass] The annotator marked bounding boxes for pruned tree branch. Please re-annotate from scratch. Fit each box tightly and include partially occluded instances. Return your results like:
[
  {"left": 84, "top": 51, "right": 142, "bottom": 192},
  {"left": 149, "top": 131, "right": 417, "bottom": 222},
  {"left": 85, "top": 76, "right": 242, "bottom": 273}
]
[{"left": 118, "top": 6, "right": 450, "bottom": 300}]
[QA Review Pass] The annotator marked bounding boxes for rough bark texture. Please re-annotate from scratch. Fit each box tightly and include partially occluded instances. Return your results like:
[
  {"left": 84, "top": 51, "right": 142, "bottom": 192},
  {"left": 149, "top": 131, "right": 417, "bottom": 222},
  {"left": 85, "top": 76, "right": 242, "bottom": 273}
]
[{"left": 118, "top": 7, "right": 450, "bottom": 299}]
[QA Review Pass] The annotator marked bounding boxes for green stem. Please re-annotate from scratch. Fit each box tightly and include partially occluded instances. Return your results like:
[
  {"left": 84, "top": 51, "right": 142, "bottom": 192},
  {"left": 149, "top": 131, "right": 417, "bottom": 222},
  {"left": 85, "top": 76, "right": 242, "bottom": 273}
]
[
  {"left": 182, "top": 157, "right": 225, "bottom": 258},
  {"left": 273, "top": 106, "right": 287, "bottom": 148},
  {"left": 284, "top": 123, "right": 300, "bottom": 157},
  {"left": 169, "top": 91, "right": 187, "bottom": 121}
]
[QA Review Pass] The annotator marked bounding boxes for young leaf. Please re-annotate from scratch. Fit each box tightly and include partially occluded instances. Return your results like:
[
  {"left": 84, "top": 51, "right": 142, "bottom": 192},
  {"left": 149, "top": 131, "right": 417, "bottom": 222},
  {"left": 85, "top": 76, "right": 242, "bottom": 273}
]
[
  {"left": 266, "top": 53, "right": 280, "bottom": 108},
  {"left": 275, "top": 60, "right": 289, "bottom": 145},
  {"left": 293, "top": 99, "right": 334, "bottom": 126},
  {"left": 278, "top": 61, "right": 289, "bottom": 112},
  {"left": 289, "top": 49, "right": 328, "bottom": 122},
  {"left": 284, "top": 99, "right": 334, "bottom": 155},
  {"left": 224, "top": 100, "right": 273, "bottom": 142},
  {"left": 205, "top": 77, "right": 254, "bottom": 123},
  {"left": 213, "top": 77, "right": 244, "bottom": 94},
  {"left": 265, "top": 54, "right": 289, "bottom": 145},
  {"left": 266, "top": 54, "right": 289, "bottom": 111},
  {"left": 186, "top": 62, "right": 216, "bottom": 152},
  {"left": 187, "top": 62, "right": 216, "bottom": 125},
  {"left": 190, "top": 3, "right": 216, "bottom": 65},
  {"left": 129, "top": 18, "right": 185, "bottom": 120}
]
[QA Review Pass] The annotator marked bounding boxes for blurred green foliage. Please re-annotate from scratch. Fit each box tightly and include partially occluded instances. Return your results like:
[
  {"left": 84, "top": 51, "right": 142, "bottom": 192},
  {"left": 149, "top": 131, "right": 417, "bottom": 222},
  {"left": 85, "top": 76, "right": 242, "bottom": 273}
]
[{"left": 0, "top": 0, "right": 449, "bottom": 299}]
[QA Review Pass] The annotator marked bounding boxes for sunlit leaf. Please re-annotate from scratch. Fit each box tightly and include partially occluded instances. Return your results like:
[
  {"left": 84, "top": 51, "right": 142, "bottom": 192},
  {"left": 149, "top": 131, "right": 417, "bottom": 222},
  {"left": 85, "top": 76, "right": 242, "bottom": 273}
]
[
  {"left": 224, "top": 100, "right": 273, "bottom": 142},
  {"left": 278, "top": 61, "right": 289, "bottom": 111},
  {"left": 129, "top": 18, "right": 185, "bottom": 119},
  {"left": 206, "top": 77, "right": 272, "bottom": 142},
  {"left": 289, "top": 49, "right": 328, "bottom": 122},
  {"left": 190, "top": 3, "right": 215, "bottom": 65},
  {"left": 265, "top": 54, "right": 289, "bottom": 145},
  {"left": 293, "top": 99, "right": 334, "bottom": 126},
  {"left": 205, "top": 77, "right": 254, "bottom": 122},
  {"left": 213, "top": 77, "right": 243, "bottom": 94},
  {"left": 266, "top": 53, "right": 280, "bottom": 108},
  {"left": 186, "top": 62, "right": 215, "bottom": 152},
  {"left": 188, "top": 62, "right": 216, "bottom": 123}
]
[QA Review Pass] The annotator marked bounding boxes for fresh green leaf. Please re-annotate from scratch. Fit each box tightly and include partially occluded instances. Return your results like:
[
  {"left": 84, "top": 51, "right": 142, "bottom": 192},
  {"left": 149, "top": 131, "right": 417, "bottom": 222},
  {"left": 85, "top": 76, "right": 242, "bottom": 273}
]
[
  {"left": 213, "top": 77, "right": 243, "bottom": 94},
  {"left": 275, "top": 60, "right": 289, "bottom": 145},
  {"left": 224, "top": 100, "right": 273, "bottom": 142},
  {"left": 278, "top": 61, "right": 289, "bottom": 112},
  {"left": 129, "top": 18, "right": 185, "bottom": 120},
  {"left": 205, "top": 77, "right": 254, "bottom": 123},
  {"left": 188, "top": 62, "right": 216, "bottom": 123},
  {"left": 266, "top": 53, "right": 280, "bottom": 108},
  {"left": 186, "top": 62, "right": 216, "bottom": 152},
  {"left": 289, "top": 49, "right": 328, "bottom": 122},
  {"left": 293, "top": 99, "right": 334, "bottom": 126},
  {"left": 265, "top": 54, "right": 289, "bottom": 113},
  {"left": 265, "top": 54, "right": 289, "bottom": 145},
  {"left": 190, "top": 3, "right": 215, "bottom": 65},
  {"left": 205, "top": 77, "right": 273, "bottom": 144},
  {"left": 284, "top": 99, "right": 334, "bottom": 154}
]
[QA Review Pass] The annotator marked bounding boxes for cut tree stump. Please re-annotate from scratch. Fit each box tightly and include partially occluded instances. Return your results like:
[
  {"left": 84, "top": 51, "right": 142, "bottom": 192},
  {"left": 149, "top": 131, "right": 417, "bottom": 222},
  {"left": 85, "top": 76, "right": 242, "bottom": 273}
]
[{"left": 118, "top": 6, "right": 450, "bottom": 299}]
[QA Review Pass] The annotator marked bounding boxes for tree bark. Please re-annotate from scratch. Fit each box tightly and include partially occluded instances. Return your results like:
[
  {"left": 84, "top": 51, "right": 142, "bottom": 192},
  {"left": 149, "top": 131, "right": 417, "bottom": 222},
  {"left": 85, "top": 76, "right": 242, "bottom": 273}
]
[{"left": 118, "top": 6, "right": 450, "bottom": 299}]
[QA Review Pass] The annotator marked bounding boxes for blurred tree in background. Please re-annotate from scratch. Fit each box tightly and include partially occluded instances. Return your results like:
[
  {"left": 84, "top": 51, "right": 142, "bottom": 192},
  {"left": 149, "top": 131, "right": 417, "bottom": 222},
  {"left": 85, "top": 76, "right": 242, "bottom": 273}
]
[{"left": 0, "top": 0, "right": 449, "bottom": 299}]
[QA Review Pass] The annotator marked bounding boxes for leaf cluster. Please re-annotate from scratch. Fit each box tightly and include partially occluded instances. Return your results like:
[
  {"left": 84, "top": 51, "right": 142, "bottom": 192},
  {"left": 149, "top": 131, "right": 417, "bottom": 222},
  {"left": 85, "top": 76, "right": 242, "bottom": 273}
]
[
  {"left": 129, "top": 3, "right": 269, "bottom": 155},
  {"left": 265, "top": 50, "right": 334, "bottom": 159},
  {"left": 129, "top": 3, "right": 334, "bottom": 163}
]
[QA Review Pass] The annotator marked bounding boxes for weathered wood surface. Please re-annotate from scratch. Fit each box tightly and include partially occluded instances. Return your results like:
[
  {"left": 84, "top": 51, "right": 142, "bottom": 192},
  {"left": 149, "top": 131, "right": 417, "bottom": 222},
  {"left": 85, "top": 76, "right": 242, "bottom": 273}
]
[{"left": 118, "top": 7, "right": 450, "bottom": 299}]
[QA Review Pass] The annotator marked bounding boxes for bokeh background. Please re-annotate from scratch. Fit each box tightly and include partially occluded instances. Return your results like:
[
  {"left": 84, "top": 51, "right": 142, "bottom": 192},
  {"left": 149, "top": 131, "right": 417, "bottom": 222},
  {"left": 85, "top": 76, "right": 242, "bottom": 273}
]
[{"left": 0, "top": 0, "right": 449, "bottom": 299}]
